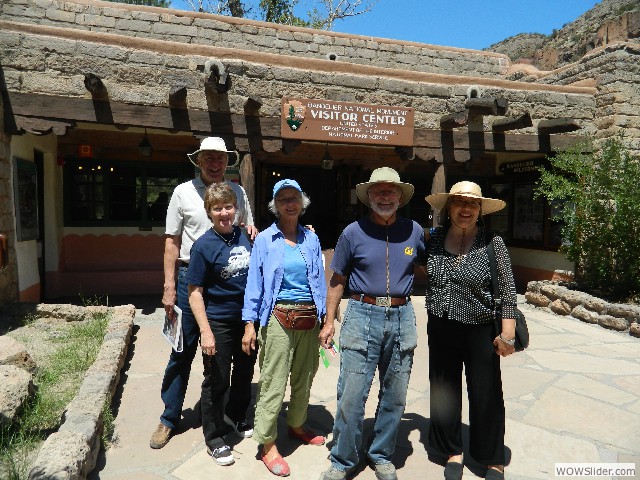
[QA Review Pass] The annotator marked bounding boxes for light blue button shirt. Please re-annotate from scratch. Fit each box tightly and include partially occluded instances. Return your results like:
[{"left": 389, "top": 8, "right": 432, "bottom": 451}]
[{"left": 242, "top": 223, "right": 327, "bottom": 326}]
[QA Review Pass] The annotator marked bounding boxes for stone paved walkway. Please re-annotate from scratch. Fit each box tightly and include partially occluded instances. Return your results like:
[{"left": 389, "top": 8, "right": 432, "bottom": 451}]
[{"left": 89, "top": 295, "right": 640, "bottom": 480}]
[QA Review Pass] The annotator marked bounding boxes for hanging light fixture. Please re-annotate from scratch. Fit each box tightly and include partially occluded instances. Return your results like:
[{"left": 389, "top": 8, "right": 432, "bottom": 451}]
[
  {"left": 138, "top": 129, "right": 153, "bottom": 157},
  {"left": 321, "top": 144, "right": 334, "bottom": 170}
]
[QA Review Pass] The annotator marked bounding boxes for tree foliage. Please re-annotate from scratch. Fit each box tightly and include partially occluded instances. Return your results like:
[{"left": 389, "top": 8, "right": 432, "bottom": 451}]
[
  {"left": 182, "top": 0, "right": 378, "bottom": 29},
  {"left": 535, "top": 134, "right": 640, "bottom": 300}
]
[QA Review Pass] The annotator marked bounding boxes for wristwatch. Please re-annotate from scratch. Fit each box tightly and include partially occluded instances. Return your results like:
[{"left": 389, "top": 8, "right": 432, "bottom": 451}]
[{"left": 499, "top": 334, "right": 515, "bottom": 346}]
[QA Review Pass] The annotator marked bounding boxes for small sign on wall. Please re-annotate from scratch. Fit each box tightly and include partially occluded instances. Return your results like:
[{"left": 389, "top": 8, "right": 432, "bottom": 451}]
[
  {"left": 13, "top": 157, "right": 39, "bottom": 242},
  {"left": 281, "top": 98, "right": 415, "bottom": 146},
  {"left": 78, "top": 144, "right": 92, "bottom": 158}
]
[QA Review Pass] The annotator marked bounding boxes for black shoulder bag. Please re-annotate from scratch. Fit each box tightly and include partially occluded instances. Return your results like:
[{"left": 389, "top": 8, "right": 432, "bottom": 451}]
[{"left": 487, "top": 239, "right": 529, "bottom": 352}]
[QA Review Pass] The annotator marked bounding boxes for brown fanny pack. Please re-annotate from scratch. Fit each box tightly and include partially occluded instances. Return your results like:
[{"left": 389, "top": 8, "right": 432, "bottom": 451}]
[{"left": 272, "top": 305, "right": 318, "bottom": 330}]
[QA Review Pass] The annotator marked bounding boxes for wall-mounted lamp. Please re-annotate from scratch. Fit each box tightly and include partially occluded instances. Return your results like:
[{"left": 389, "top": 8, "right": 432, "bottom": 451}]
[
  {"left": 138, "top": 129, "right": 153, "bottom": 157},
  {"left": 321, "top": 145, "right": 334, "bottom": 170}
]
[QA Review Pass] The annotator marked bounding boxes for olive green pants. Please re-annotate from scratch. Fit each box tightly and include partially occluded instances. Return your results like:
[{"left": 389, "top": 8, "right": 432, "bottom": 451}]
[{"left": 252, "top": 310, "right": 321, "bottom": 445}]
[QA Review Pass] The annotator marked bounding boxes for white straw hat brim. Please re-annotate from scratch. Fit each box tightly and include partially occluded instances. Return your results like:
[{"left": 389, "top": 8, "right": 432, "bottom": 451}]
[
  {"left": 425, "top": 192, "right": 505, "bottom": 214},
  {"left": 356, "top": 181, "right": 414, "bottom": 208}
]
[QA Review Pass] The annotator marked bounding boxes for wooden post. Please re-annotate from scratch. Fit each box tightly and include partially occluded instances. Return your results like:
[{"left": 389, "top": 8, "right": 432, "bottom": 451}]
[
  {"left": 430, "top": 165, "right": 446, "bottom": 227},
  {"left": 239, "top": 154, "right": 255, "bottom": 221}
]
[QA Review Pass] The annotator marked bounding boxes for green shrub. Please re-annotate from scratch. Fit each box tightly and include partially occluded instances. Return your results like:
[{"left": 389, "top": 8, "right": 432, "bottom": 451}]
[{"left": 536, "top": 134, "right": 640, "bottom": 300}]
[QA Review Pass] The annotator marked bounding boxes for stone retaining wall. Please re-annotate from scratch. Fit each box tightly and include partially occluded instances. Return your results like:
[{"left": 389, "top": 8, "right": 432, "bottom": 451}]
[
  {"left": 1, "top": 0, "right": 510, "bottom": 78},
  {"left": 27, "top": 304, "right": 135, "bottom": 480},
  {"left": 526, "top": 281, "right": 640, "bottom": 338}
]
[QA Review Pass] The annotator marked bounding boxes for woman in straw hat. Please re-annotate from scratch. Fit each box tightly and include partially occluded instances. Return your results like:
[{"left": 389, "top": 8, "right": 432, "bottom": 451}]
[{"left": 424, "top": 181, "right": 517, "bottom": 480}]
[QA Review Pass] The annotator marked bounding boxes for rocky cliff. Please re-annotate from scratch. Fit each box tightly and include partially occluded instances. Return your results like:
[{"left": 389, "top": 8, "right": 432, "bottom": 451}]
[{"left": 486, "top": 0, "right": 640, "bottom": 70}]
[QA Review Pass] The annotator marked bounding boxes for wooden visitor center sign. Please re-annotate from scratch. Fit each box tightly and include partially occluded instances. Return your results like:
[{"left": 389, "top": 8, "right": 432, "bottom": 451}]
[{"left": 281, "top": 98, "right": 415, "bottom": 147}]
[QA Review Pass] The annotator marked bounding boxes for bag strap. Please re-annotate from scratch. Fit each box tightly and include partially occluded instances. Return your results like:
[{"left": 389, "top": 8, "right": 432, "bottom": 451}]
[{"left": 487, "top": 237, "right": 502, "bottom": 311}]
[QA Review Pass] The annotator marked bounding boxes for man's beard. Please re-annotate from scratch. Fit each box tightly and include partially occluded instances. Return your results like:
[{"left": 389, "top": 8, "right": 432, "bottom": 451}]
[{"left": 370, "top": 201, "right": 399, "bottom": 218}]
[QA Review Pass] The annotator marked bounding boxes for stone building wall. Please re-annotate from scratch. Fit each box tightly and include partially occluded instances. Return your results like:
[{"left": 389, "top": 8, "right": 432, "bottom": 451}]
[
  {"left": 0, "top": 98, "right": 18, "bottom": 305},
  {"left": 0, "top": 26, "right": 596, "bottom": 133},
  {"left": 0, "top": 0, "right": 510, "bottom": 79},
  {"left": 536, "top": 43, "right": 640, "bottom": 153}
]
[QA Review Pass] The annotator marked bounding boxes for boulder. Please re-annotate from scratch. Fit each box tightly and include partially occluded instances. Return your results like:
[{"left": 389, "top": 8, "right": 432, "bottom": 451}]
[
  {"left": 597, "top": 315, "right": 629, "bottom": 332},
  {"left": 606, "top": 303, "right": 640, "bottom": 322},
  {"left": 559, "top": 290, "right": 591, "bottom": 309},
  {"left": 526, "top": 281, "right": 544, "bottom": 294},
  {"left": 571, "top": 305, "right": 600, "bottom": 324},
  {"left": 630, "top": 323, "right": 640, "bottom": 338},
  {"left": 540, "top": 283, "right": 566, "bottom": 301},
  {"left": 525, "top": 291, "right": 551, "bottom": 307},
  {"left": 581, "top": 295, "right": 608, "bottom": 314},
  {"left": 549, "top": 299, "right": 572, "bottom": 315},
  {"left": 28, "top": 430, "right": 95, "bottom": 480},
  {"left": 36, "top": 304, "right": 90, "bottom": 322},
  {"left": 0, "top": 336, "right": 36, "bottom": 373},
  {"left": 0, "top": 365, "right": 34, "bottom": 425}
]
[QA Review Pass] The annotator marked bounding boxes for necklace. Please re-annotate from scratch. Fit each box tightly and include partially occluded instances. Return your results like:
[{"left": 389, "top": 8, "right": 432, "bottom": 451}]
[
  {"left": 455, "top": 228, "right": 473, "bottom": 265},
  {"left": 213, "top": 227, "right": 236, "bottom": 246}
]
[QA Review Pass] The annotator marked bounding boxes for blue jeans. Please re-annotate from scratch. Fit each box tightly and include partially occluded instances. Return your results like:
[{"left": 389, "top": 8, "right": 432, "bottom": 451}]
[
  {"left": 160, "top": 265, "right": 200, "bottom": 430},
  {"left": 329, "top": 299, "right": 417, "bottom": 472}
]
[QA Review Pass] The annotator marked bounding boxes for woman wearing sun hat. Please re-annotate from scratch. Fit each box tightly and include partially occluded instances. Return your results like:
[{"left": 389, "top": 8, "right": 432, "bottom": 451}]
[{"left": 424, "top": 181, "right": 517, "bottom": 480}]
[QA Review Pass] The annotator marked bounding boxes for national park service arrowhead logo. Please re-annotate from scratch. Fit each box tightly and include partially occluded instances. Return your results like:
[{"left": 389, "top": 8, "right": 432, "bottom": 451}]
[{"left": 284, "top": 100, "right": 306, "bottom": 132}]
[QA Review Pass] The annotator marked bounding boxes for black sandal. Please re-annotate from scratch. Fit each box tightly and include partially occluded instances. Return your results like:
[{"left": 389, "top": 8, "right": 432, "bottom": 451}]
[
  {"left": 444, "top": 461, "right": 463, "bottom": 480},
  {"left": 484, "top": 468, "right": 504, "bottom": 480}
]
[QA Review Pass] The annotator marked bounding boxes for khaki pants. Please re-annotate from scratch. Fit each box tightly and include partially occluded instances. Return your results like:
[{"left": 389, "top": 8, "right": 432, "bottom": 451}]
[{"left": 252, "top": 310, "right": 320, "bottom": 445}]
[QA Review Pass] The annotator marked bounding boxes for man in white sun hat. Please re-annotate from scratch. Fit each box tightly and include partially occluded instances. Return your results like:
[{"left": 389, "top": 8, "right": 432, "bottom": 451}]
[
  {"left": 150, "top": 137, "right": 257, "bottom": 449},
  {"left": 318, "top": 167, "right": 427, "bottom": 480}
]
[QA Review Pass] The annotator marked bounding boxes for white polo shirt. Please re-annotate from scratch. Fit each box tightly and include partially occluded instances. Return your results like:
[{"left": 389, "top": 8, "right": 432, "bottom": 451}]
[{"left": 165, "top": 176, "right": 254, "bottom": 263}]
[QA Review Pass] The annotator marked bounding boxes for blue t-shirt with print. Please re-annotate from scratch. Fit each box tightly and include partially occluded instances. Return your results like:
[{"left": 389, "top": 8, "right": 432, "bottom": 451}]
[
  {"left": 331, "top": 216, "right": 426, "bottom": 298},
  {"left": 186, "top": 226, "right": 252, "bottom": 322}
]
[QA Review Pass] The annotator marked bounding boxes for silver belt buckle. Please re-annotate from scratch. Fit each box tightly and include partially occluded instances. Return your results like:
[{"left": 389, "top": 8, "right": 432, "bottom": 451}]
[{"left": 375, "top": 296, "right": 391, "bottom": 307}]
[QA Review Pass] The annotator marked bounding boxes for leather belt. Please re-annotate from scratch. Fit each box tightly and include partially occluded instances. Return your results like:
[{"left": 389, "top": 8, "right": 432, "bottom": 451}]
[
  {"left": 179, "top": 261, "right": 189, "bottom": 268},
  {"left": 350, "top": 294, "right": 408, "bottom": 307}
]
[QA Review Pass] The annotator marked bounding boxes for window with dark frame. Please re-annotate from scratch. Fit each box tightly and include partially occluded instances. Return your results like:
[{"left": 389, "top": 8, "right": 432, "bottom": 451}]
[
  {"left": 487, "top": 175, "right": 563, "bottom": 250},
  {"left": 64, "top": 158, "right": 194, "bottom": 226}
]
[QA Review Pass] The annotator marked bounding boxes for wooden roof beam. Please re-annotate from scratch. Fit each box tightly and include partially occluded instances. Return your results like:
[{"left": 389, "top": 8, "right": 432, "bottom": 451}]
[
  {"left": 244, "top": 95, "right": 263, "bottom": 115},
  {"left": 169, "top": 85, "right": 188, "bottom": 107},
  {"left": 492, "top": 112, "right": 532, "bottom": 132},
  {"left": 83, "top": 73, "right": 107, "bottom": 99},
  {"left": 7, "top": 92, "right": 582, "bottom": 155},
  {"left": 464, "top": 97, "right": 509, "bottom": 116},
  {"left": 440, "top": 111, "right": 468, "bottom": 130},
  {"left": 537, "top": 118, "right": 582, "bottom": 134}
]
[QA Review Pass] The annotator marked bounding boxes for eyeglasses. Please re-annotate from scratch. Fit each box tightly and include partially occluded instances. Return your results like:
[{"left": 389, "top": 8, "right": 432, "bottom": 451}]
[
  {"left": 276, "top": 196, "right": 301, "bottom": 204},
  {"left": 451, "top": 198, "right": 481, "bottom": 209}
]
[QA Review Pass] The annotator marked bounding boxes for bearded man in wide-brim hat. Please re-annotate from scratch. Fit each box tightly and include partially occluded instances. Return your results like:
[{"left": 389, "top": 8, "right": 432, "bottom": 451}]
[{"left": 318, "top": 167, "right": 427, "bottom": 480}]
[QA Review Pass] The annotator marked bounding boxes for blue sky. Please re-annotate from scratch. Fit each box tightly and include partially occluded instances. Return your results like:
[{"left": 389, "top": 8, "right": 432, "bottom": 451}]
[{"left": 169, "top": 0, "right": 600, "bottom": 50}]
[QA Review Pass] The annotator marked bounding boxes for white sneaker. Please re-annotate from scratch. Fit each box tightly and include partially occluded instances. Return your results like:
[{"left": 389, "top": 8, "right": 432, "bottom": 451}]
[
  {"left": 224, "top": 415, "right": 253, "bottom": 438},
  {"left": 207, "top": 444, "right": 235, "bottom": 466}
]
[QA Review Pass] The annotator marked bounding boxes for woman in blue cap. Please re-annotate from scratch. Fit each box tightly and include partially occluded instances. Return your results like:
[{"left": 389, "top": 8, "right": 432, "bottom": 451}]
[{"left": 242, "top": 179, "right": 327, "bottom": 477}]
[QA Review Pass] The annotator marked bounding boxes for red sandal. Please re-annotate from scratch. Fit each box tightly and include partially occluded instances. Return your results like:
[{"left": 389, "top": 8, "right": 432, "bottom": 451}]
[
  {"left": 261, "top": 450, "right": 290, "bottom": 477},
  {"left": 287, "top": 426, "right": 326, "bottom": 445}
]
